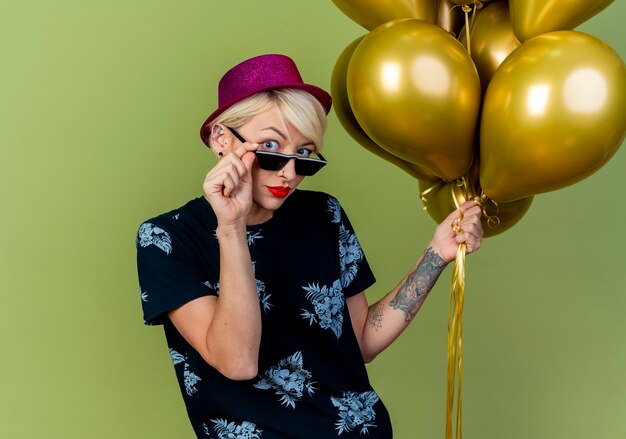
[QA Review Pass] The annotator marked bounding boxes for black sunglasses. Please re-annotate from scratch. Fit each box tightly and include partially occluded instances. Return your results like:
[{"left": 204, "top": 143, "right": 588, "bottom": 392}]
[{"left": 225, "top": 126, "right": 327, "bottom": 176}]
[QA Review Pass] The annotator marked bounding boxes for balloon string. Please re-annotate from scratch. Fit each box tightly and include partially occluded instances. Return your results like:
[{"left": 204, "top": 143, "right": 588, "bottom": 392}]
[
  {"left": 480, "top": 191, "right": 501, "bottom": 229},
  {"left": 471, "top": 1, "right": 480, "bottom": 29},
  {"left": 445, "top": 178, "right": 471, "bottom": 439},
  {"left": 462, "top": 4, "right": 472, "bottom": 56},
  {"left": 446, "top": 241, "right": 466, "bottom": 439},
  {"left": 420, "top": 180, "right": 446, "bottom": 211},
  {"left": 454, "top": 177, "right": 470, "bottom": 199}
]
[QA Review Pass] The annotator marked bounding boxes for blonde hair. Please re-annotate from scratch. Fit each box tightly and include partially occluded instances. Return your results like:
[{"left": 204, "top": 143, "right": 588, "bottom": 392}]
[{"left": 208, "top": 89, "right": 327, "bottom": 151}]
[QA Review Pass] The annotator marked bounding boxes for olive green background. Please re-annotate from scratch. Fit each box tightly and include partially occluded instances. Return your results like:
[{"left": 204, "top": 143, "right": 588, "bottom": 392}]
[{"left": 1, "top": 1, "right": 624, "bottom": 438}]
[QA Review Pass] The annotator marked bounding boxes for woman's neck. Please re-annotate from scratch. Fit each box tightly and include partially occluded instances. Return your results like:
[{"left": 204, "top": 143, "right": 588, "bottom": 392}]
[{"left": 246, "top": 202, "right": 274, "bottom": 226}]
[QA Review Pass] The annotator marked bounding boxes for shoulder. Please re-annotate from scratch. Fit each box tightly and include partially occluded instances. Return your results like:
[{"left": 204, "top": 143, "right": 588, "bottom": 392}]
[
  {"left": 136, "top": 196, "right": 216, "bottom": 251},
  {"left": 296, "top": 190, "right": 345, "bottom": 225},
  {"left": 280, "top": 189, "right": 345, "bottom": 225},
  {"left": 286, "top": 189, "right": 343, "bottom": 214}
]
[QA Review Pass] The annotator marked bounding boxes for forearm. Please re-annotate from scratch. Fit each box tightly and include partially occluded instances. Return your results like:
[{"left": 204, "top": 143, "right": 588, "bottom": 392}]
[
  {"left": 207, "top": 224, "right": 262, "bottom": 377},
  {"left": 359, "top": 247, "right": 447, "bottom": 362}
]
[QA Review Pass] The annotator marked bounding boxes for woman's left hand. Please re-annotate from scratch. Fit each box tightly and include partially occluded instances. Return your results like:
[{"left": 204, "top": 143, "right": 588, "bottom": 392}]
[{"left": 428, "top": 199, "right": 484, "bottom": 263}]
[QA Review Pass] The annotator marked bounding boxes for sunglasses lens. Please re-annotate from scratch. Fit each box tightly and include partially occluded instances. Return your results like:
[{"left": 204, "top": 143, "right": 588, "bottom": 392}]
[
  {"left": 255, "top": 153, "right": 287, "bottom": 171},
  {"left": 254, "top": 151, "right": 326, "bottom": 176},
  {"left": 295, "top": 160, "right": 325, "bottom": 176}
]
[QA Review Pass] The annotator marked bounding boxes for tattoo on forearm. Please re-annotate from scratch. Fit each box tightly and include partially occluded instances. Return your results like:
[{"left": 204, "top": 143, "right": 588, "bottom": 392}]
[
  {"left": 389, "top": 247, "right": 446, "bottom": 322},
  {"left": 367, "top": 302, "right": 384, "bottom": 331}
]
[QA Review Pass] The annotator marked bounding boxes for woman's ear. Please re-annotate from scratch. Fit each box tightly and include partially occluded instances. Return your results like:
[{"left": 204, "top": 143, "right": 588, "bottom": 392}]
[{"left": 208, "top": 124, "right": 228, "bottom": 157}]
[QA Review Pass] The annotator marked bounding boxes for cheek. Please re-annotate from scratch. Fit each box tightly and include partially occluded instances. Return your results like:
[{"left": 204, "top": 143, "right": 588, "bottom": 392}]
[
  {"left": 293, "top": 175, "right": 305, "bottom": 187},
  {"left": 250, "top": 168, "right": 271, "bottom": 196}
]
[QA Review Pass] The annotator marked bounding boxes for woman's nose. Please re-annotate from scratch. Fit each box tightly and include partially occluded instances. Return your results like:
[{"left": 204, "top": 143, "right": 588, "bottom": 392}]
[{"left": 280, "top": 158, "right": 297, "bottom": 179}]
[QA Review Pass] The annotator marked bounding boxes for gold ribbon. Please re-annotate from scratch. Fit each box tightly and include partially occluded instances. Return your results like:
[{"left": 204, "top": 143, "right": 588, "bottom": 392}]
[
  {"left": 446, "top": 241, "right": 466, "bottom": 439},
  {"left": 480, "top": 191, "right": 501, "bottom": 230},
  {"left": 462, "top": 5, "right": 472, "bottom": 57},
  {"left": 445, "top": 178, "right": 471, "bottom": 439},
  {"left": 461, "top": 2, "right": 482, "bottom": 59},
  {"left": 419, "top": 180, "right": 447, "bottom": 211}
]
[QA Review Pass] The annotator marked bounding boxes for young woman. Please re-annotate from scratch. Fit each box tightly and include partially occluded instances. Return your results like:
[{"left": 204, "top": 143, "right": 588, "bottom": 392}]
[{"left": 136, "top": 54, "right": 483, "bottom": 439}]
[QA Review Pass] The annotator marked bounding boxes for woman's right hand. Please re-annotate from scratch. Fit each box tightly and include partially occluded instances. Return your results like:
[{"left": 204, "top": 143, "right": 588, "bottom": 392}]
[{"left": 203, "top": 142, "right": 258, "bottom": 227}]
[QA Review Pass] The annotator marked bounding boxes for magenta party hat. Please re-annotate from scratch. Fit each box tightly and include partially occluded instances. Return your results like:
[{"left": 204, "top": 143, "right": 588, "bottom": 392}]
[{"left": 200, "top": 54, "right": 332, "bottom": 144}]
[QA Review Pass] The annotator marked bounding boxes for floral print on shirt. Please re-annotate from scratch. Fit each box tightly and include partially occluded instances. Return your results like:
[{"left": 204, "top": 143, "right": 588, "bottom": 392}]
[
  {"left": 169, "top": 349, "right": 201, "bottom": 396},
  {"left": 327, "top": 196, "right": 342, "bottom": 224},
  {"left": 254, "top": 351, "right": 317, "bottom": 408},
  {"left": 300, "top": 279, "right": 344, "bottom": 338},
  {"left": 207, "top": 419, "right": 263, "bottom": 439},
  {"left": 331, "top": 390, "right": 380, "bottom": 435},
  {"left": 137, "top": 222, "right": 172, "bottom": 254},
  {"left": 338, "top": 223, "right": 364, "bottom": 289}
]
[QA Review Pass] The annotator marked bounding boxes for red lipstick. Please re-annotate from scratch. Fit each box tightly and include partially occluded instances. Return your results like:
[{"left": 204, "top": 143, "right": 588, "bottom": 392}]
[{"left": 267, "top": 186, "right": 291, "bottom": 198}]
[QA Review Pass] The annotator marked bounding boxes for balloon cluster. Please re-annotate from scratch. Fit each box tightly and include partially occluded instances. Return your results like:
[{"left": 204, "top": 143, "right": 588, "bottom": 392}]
[{"left": 331, "top": 0, "right": 626, "bottom": 237}]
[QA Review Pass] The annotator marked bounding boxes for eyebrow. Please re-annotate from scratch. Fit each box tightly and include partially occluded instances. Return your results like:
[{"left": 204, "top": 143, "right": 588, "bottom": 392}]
[
  {"left": 261, "top": 126, "right": 316, "bottom": 149},
  {"left": 261, "top": 126, "right": 287, "bottom": 140}
]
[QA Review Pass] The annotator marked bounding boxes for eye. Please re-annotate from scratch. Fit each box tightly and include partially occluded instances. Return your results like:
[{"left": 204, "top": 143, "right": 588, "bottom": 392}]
[
  {"left": 296, "top": 148, "right": 313, "bottom": 158},
  {"left": 261, "top": 140, "right": 279, "bottom": 151}
]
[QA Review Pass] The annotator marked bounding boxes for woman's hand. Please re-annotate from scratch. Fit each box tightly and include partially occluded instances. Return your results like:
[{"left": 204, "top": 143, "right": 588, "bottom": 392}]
[
  {"left": 203, "top": 142, "right": 258, "bottom": 227},
  {"left": 428, "top": 199, "right": 484, "bottom": 263}
]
